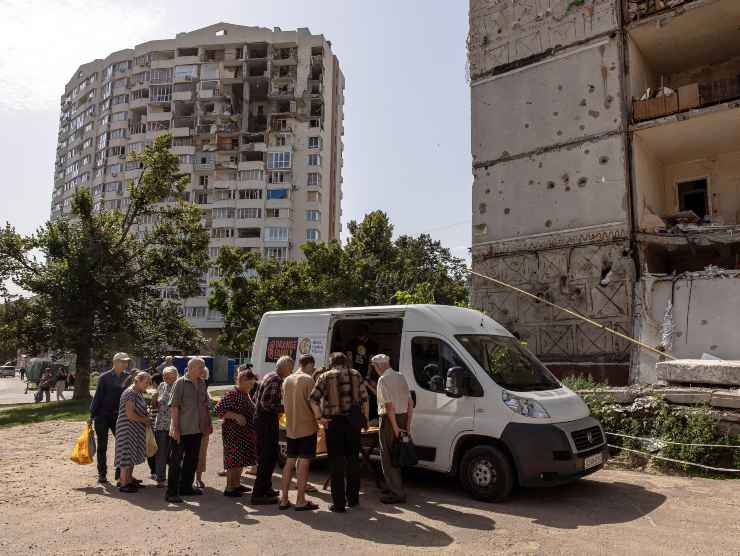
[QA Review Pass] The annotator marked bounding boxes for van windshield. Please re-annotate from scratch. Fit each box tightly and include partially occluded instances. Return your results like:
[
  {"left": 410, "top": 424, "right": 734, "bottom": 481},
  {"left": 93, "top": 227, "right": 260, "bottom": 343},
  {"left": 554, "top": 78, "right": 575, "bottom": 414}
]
[{"left": 455, "top": 335, "right": 561, "bottom": 392}]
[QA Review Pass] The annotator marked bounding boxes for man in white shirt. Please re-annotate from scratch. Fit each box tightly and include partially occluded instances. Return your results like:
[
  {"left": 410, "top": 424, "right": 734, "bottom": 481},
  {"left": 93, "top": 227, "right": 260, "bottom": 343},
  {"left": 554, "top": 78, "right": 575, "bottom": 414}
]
[{"left": 372, "top": 354, "right": 413, "bottom": 504}]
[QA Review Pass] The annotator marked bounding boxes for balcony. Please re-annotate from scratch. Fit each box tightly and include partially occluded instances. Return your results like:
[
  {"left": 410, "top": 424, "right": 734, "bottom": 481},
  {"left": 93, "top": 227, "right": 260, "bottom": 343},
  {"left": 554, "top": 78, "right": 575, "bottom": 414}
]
[
  {"left": 625, "top": 0, "right": 696, "bottom": 24},
  {"left": 173, "top": 90, "right": 193, "bottom": 102},
  {"left": 627, "top": 1, "right": 740, "bottom": 123},
  {"left": 632, "top": 104, "right": 740, "bottom": 272},
  {"left": 307, "top": 80, "right": 322, "bottom": 96},
  {"left": 129, "top": 123, "right": 147, "bottom": 136}
]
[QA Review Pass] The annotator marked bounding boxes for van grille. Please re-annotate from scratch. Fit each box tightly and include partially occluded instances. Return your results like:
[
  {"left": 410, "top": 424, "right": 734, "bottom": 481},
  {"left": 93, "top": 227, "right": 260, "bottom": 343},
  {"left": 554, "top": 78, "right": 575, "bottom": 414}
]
[{"left": 571, "top": 426, "right": 604, "bottom": 452}]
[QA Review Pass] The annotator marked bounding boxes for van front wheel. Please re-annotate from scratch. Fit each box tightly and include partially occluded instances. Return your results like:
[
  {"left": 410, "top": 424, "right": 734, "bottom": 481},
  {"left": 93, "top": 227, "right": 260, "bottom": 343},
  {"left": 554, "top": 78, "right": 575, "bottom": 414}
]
[{"left": 459, "top": 445, "right": 514, "bottom": 502}]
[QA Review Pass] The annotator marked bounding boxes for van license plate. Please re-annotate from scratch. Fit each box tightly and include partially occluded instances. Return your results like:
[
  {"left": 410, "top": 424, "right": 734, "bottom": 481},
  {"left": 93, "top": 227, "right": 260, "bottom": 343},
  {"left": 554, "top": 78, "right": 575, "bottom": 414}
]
[{"left": 583, "top": 453, "right": 603, "bottom": 470}]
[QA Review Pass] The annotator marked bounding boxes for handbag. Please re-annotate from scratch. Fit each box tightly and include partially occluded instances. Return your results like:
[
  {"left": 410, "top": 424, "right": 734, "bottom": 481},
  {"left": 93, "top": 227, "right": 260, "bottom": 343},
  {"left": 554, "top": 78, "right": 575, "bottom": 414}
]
[
  {"left": 145, "top": 426, "right": 158, "bottom": 458},
  {"left": 391, "top": 432, "right": 418, "bottom": 467}
]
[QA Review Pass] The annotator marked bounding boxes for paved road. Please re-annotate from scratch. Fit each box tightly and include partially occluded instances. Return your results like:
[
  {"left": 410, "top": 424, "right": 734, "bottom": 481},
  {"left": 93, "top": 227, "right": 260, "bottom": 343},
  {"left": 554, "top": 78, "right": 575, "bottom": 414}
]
[
  {"left": 0, "top": 375, "right": 36, "bottom": 405},
  {"left": 1, "top": 419, "right": 739, "bottom": 555}
]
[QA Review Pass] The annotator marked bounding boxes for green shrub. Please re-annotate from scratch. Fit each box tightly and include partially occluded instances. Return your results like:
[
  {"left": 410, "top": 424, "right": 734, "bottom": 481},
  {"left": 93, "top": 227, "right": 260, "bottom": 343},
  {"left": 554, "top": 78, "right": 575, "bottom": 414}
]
[{"left": 583, "top": 394, "right": 740, "bottom": 476}]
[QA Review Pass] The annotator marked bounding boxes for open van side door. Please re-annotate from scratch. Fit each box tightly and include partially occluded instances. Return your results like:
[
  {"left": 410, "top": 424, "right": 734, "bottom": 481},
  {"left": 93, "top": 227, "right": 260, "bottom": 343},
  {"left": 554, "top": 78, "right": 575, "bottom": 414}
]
[{"left": 401, "top": 331, "right": 476, "bottom": 473}]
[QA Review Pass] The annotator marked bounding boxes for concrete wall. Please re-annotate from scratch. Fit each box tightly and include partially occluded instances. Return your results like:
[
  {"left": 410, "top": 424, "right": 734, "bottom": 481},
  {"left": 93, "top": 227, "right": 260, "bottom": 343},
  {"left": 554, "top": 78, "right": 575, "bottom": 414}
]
[
  {"left": 626, "top": 36, "right": 656, "bottom": 100},
  {"left": 632, "top": 133, "right": 666, "bottom": 231},
  {"left": 468, "top": 0, "right": 620, "bottom": 81},
  {"left": 664, "top": 154, "right": 740, "bottom": 225},
  {"left": 635, "top": 272, "right": 740, "bottom": 383},
  {"left": 472, "top": 37, "right": 623, "bottom": 165},
  {"left": 472, "top": 134, "right": 629, "bottom": 242}
]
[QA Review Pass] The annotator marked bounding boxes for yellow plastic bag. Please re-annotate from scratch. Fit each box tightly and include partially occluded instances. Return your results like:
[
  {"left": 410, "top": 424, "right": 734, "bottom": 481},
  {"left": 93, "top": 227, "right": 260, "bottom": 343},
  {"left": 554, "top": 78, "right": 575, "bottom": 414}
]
[
  {"left": 71, "top": 423, "right": 94, "bottom": 465},
  {"left": 146, "top": 427, "right": 158, "bottom": 458}
]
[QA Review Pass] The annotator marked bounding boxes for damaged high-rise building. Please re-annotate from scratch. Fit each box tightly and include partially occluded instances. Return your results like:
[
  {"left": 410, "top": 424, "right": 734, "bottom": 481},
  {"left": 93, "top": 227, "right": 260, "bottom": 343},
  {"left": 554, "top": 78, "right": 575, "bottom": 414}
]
[
  {"left": 468, "top": 1, "right": 740, "bottom": 384},
  {"left": 51, "top": 23, "right": 344, "bottom": 336}
]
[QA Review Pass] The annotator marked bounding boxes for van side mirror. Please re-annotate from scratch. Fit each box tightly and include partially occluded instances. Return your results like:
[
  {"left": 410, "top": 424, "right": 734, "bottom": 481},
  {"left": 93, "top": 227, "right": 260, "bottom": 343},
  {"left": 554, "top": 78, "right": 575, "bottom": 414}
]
[{"left": 445, "top": 366, "right": 466, "bottom": 398}]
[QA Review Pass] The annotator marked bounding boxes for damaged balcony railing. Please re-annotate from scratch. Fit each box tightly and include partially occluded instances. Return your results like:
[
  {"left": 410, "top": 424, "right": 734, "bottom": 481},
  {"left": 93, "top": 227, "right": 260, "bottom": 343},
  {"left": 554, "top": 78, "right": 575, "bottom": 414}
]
[
  {"left": 625, "top": 0, "right": 695, "bottom": 23},
  {"left": 633, "top": 76, "right": 740, "bottom": 122}
]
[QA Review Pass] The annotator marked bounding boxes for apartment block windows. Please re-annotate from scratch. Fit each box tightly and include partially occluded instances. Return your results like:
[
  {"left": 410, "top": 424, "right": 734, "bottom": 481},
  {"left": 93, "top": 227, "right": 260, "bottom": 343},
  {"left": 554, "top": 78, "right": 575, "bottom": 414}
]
[
  {"left": 269, "top": 171, "right": 290, "bottom": 184},
  {"left": 199, "top": 175, "right": 209, "bottom": 186},
  {"left": 111, "top": 111, "right": 128, "bottom": 122},
  {"left": 128, "top": 142, "right": 144, "bottom": 153},
  {"left": 113, "top": 77, "right": 127, "bottom": 89},
  {"left": 211, "top": 227, "right": 234, "bottom": 239},
  {"left": 213, "top": 207, "right": 235, "bottom": 219},
  {"left": 174, "top": 65, "right": 198, "bottom": 80},
  {"left": 265, "top": 227, "right": 289, "bottom": 241},
  {"left": 108, "top": 145, "right": 125, "bottom": 157},
  {"left": 265, "top": 247, "right": 288, "bottom": 262},
  {"left": 267, "top": 189, "right": 289, "bottom": 200},
  {"left": 677, "top": 179, "right": 709, "bottom": 220},
  {"left": 150, "top": 86, "right": 172, "bottom": 103},
  {"left": 267, "top": 151, "right": 291, "bottom": 169},
  {"left": 209, "top": 246, "right": 221, "bottom": 258},
  {"left": 308, "top": 136, "right": 321, "bottom": 149},
  {"left": 308, "top": 154, "right": 321, "bottom": 166},
  {"left": 307, "top": 172, "right": 321, "bottom": 186},
  {"left": 240, "top": 169, "right": 264, "bottom": 181},
  {"left": 110, "top": 128, "right": 127, "bottom": 139},
  {"left": 178, "top": 154, "right": 194, "bottom": 165},
  {"left": 150, "top": 68, "right": 172, "bottom": 84},
  {"left": 306, "top": 229, "right": 320, "bottom": 241},
  {"left": 112, "top": 94, "right": 128, "bottom": 105},
  {"left": 237, "top": 228, "right": 261, "bottom": 238},
  {"left": 306, "top": 191, "right": 322, "bottom": 203},
  {"left": 265, "top": 208, "right": 281, "bottom": 218},
  {"left": 237, "top": 208, "right": 261, "bottom": 219},
  {"left": 183, "top": 306, "right": 206, "bottom": 319},
  {"left": 239, "top": 188, "right": 263, "bottom": 200},
  {"left": 275, "top": 135, "right": 287, "bottom": 147},
  {"left": 102, "top": 81, "right": 112, "bottom": 99},
  {"left": 306, "top": 210, "right": 321, "bottom": 222},
  {"left": 97, "top": 133, "right": 108, "bottom": 151}
]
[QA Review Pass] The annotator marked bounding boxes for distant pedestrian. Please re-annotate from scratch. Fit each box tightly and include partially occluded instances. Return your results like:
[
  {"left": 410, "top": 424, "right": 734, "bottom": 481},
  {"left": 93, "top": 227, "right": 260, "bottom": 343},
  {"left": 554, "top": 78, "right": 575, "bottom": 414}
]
[
  {"left": 251, "top": 355, "right": 293, "bottom": 505},
  {"left": 279, "top": 354, "right": 319, "bottom": 511},
  {"left": 39, "top": 370, "right": 53, "bottom": 403},
  {"left": 19, "top": 367, "right": 25, "bottom": 381},
  {"left": 196, "top": 366, "right": 213, "bottom": 489},
  {"left": 372, "top": 354, "right": 413, "bottom": 504},
  {"left": 156, "top": 356, "right": 173, "bottom": 374},
  {"left": 90, "top": 353, "right": 132, "bottom": 485},
  {"left": 215, "top": 369, "right": 257, "bottom": 497},
  {"left": 310, "top": 352, "right": 368, "bottom": 513},
  {"left": 151, "top": 367, "right": 177, "bottom": 487},
  {"left": 55, "top": 368, "right": 68, "bottom": 401},
  {"left": 166, "top": 357, "right": 209, "bottom": 504},
  {"left": 114, "top": 372, "right": 151, "bottom": 493}
]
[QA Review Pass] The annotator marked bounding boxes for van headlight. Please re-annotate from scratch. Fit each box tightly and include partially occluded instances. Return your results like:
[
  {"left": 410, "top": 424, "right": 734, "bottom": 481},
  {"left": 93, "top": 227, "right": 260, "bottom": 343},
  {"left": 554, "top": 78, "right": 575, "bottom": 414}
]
[{"left": 502, "top": 391, "right": 550, "bottom": 418}]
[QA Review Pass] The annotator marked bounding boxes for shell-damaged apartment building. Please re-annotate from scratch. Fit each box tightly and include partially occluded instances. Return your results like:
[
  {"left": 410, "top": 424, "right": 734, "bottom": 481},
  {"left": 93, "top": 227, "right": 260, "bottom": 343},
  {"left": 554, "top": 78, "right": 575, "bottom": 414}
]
[
  {"left": 52, "top": 24, "right": 344, "bottom": 338},
  {"left": 469, "top": 0, "right": 740, "bottom": 384}
]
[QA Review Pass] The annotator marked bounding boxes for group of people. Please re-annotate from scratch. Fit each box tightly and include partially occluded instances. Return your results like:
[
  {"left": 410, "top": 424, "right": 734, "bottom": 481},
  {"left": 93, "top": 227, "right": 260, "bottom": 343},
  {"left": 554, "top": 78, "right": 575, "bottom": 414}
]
[
  {"left": 36, "top": 366, "right": 70, "bottom": 402},
  {"left": 90, "top": 347, "right": 414, "bottom": 511}
]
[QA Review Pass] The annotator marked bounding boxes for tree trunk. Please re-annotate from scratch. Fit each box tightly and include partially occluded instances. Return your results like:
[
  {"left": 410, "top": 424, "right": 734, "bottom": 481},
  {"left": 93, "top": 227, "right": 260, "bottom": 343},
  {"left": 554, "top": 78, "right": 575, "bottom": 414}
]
[{"left": 73, "top": 346, "right": 92, "bottom": 400}]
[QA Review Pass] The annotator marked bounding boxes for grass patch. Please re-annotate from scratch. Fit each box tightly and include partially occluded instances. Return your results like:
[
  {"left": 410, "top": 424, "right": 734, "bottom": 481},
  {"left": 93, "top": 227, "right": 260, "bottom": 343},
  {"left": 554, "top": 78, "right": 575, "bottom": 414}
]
[{"left": 0, "top": 399, "right": 90, "bottom": 428}]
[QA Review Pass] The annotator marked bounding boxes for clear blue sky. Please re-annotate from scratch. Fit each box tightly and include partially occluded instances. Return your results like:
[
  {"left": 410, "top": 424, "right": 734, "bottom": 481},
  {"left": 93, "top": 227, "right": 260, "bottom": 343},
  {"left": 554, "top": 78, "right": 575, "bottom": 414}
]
[{"left": 0, "top": 0, "right": 471, "bottom": 259}]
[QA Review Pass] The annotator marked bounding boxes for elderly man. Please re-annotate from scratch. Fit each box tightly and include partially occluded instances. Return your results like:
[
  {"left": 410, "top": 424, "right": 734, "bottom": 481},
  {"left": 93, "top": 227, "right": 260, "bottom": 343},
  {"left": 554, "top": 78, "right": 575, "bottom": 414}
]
[
  {"left": 90, "top": 352, "right": 131, "bottom": 485},
  {"left": 310, "top": 352, "right": 368, "bottom": 513},
  {"left": 166, "top": 357, "right": 209, "bottom": 504},
  {"left": 372, "top": 353, "right": 413, "bottom": 504},
  {"left": 251, "top": 355, "right": 294, "bottom": 505}
]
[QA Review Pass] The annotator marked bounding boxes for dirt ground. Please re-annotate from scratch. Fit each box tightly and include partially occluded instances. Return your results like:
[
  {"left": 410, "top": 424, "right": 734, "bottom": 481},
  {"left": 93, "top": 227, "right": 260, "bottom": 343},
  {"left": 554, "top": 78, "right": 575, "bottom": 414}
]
[{"left": 1, "top": 420, "right": 739, "bottom": 556}]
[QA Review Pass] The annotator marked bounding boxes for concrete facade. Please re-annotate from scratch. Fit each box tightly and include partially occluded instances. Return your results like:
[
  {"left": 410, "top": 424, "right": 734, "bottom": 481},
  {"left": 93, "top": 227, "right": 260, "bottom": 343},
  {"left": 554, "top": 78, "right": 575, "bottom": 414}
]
[
  {"left": 469, "top": 0, "right": 740, "bottom": 384},
  {"left": 51, "top": 23, "right": 345, "bottom": 333}
]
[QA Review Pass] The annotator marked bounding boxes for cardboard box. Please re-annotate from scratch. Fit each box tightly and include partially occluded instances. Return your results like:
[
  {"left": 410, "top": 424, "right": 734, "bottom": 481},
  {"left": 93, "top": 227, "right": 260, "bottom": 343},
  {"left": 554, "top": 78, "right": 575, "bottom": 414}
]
[{"left": 678, "top": 83, "right": 700, "bottom": 111}]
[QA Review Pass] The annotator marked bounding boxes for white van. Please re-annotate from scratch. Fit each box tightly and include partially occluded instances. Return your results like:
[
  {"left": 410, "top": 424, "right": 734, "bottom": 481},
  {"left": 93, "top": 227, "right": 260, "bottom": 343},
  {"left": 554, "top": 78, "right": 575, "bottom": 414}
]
[{"left": 252, "top": 304, "right": 608, "bottom": 501}]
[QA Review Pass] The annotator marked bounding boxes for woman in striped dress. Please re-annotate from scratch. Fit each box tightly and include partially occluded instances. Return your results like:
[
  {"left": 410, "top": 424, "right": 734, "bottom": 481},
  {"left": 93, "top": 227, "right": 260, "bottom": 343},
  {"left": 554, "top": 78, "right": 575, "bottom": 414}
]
[{"left": 115, "top": 372, "right": 152, "bottom": 493}]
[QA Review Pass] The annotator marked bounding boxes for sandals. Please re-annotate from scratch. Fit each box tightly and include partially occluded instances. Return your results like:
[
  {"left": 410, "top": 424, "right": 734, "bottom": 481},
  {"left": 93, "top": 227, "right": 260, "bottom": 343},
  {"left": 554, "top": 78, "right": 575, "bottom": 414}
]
[
  {"left": 279, "top": 500, "right": 292, "bottom": 510},
  {"left": 195, "top": 480, "right": 206, "bottom": 489},
  {"left": 295, "top": 501, "right": 319, "bottom": 512}
]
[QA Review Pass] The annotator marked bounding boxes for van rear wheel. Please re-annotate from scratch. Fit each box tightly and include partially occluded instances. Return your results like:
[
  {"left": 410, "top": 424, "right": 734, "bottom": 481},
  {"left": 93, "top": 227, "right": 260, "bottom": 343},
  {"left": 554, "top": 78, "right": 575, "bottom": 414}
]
[{"left": 459, "top": 445, "right": 514, "bottom": 502}]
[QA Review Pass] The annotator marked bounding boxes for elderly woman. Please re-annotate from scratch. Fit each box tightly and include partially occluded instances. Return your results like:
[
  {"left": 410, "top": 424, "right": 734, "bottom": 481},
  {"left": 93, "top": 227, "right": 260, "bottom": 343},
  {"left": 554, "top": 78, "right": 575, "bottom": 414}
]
[
  {"left": 114, "top": 371, "right": 151, "bottom": 493},
  {"left": 195, "top": 366, "right": 214, "bottom": 489},
  {"left": 153, "top": 366, "right": 178, "bottom": 487},
  {"left": 216, "top": 369, "right": 258, "bottom": 497}
]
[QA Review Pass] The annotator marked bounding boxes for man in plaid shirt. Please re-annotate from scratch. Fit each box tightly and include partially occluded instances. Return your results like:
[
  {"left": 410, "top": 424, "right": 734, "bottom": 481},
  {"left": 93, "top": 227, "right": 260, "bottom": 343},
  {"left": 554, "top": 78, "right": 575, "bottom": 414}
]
[{"left": 251, "top": 355, "right": 293, "bottom": 504}]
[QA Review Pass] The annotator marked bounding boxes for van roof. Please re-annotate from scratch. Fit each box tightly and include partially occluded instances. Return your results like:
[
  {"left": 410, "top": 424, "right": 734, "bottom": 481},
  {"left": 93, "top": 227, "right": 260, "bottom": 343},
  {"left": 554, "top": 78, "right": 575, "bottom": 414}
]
[{"left": 263, "top": 304, "right": 513, "bottom": 337}]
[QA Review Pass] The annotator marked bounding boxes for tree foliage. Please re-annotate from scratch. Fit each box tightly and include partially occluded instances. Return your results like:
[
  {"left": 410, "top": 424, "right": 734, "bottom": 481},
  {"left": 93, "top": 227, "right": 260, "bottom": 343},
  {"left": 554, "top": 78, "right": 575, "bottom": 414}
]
[
  {"left": 209, "top": 210, "right": 468, "bottom": 354},
  {"left": 0, "top": 135, "right": 209, "bottom": 398}
]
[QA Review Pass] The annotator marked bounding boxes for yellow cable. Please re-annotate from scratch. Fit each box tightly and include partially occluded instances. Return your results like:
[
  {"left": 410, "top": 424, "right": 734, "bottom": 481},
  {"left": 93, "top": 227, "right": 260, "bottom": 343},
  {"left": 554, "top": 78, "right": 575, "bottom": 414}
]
[{"left": 467, "top": 269, "right": 676, "bottom": 361}]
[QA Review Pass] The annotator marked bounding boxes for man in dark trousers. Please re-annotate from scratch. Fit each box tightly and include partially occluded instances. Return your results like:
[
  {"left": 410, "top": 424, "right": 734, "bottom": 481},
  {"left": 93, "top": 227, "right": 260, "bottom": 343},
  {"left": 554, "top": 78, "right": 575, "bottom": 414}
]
[
  {"left": 90, "top": 352, "right": 131, "bottom": 484},
  {"left": 251, "top": 355, "right": 293, "bottom": 505},
  {"left": 310, "top": 352, "right": 369, "bottom": 513},
  {"left": 166, "top": 356, "right": 208, "bottom": 504}
]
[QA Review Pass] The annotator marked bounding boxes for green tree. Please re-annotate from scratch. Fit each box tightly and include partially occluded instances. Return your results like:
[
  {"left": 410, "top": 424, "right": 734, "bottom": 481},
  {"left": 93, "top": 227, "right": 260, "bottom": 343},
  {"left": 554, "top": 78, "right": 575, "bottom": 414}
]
[
  {"left": 209, "top": 210, "right": 468, "bottom": 354},
  {"left": 0, "top": 135, "right": 209, "bottom": 399}
]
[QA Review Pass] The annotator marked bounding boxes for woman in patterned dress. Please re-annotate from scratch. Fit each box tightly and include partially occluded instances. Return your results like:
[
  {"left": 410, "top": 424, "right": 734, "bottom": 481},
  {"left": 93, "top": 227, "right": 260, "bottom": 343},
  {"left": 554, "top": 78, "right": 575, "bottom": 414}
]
[
  {"left": 215, "top": 369, "right": 257, "bottom": 497},
  {"left": 115, "top": 372, "right": 152, "bottom": 493}
]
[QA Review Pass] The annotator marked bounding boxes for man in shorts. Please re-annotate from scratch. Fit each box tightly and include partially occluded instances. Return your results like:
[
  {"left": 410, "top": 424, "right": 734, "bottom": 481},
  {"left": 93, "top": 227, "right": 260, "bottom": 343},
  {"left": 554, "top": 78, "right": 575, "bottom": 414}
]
[{"left": 279, "top": 354, "right": 319, "bottom": 511}]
